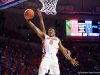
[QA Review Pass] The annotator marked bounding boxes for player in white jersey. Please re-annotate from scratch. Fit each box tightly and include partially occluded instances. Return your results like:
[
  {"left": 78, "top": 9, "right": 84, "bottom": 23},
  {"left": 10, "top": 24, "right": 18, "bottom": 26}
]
[{"left": 24, "top": 9, "right": 79, "bottom": 75}]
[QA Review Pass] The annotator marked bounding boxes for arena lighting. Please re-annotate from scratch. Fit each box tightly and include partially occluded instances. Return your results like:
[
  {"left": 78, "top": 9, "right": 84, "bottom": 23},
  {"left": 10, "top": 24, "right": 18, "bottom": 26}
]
[
  {"left": 0, "top": 0, "right": 27, "bottom": 9},
  {"left": 66, "top": 19, "right": 100, "bottom": 36}
]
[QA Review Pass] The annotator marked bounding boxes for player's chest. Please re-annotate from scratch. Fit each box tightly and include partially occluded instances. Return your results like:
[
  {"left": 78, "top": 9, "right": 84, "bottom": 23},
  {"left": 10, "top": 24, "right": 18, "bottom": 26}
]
[{"left": 46, "top": 37, "right": 58, "bottom": 45}]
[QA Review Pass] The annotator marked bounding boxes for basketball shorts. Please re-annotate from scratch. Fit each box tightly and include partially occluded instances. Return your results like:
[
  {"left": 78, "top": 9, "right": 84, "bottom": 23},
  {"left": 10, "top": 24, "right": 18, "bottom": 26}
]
[{"left": 38, "top": 54, "right": 60, "bottom": 75}]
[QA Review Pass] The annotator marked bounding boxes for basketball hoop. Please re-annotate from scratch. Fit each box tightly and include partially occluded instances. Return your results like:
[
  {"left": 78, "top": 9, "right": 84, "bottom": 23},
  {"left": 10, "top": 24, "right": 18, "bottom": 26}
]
[{"left": 39, "top": 0, "right": 58, "bottom": 15}]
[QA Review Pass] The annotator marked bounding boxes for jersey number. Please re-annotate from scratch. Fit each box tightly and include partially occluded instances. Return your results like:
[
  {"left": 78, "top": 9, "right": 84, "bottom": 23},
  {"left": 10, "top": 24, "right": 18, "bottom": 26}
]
[{"left": 49, "top": 39, "right": 53, "bottom": 45}]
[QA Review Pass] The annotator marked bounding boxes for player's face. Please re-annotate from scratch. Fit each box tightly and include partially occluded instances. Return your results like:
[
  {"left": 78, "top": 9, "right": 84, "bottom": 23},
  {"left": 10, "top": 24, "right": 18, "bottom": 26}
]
[{"left": 48, "top": 28, "right": 56, "bottom": 37}]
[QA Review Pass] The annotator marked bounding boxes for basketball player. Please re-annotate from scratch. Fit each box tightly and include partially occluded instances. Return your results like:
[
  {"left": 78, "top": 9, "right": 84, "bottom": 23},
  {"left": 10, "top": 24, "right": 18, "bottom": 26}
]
[{"left": 24, "top": 9, "right": 79, "bottom": 75}]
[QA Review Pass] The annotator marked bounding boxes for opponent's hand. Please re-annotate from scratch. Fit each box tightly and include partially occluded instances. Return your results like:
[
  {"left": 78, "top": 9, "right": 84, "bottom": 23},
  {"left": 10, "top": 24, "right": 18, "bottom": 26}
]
[
  {"left": 37, "top": 8, "right": 42, "bottom": 17},
  {"left": 70, "top": 58, "right": 79, "bottom": 67}
]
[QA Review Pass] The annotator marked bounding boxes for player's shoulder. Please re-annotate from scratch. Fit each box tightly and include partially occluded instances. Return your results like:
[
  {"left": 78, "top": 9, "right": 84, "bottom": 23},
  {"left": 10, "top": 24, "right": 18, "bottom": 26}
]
[
  {"left": 44, "top": 33, "right": 49, "bottom": 37},
  {"left": 55, "top": 36, "right": 61, "bottom": 42}
]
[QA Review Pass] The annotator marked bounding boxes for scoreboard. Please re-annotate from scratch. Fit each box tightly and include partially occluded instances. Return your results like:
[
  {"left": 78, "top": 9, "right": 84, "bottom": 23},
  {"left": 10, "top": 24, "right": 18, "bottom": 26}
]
[{"left": 66, "top": 20, "right": 100, "bottom": 36}]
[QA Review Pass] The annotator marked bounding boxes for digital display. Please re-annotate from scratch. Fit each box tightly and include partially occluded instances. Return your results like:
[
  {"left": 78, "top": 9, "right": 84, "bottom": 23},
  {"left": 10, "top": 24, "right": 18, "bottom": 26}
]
[{"left": 66, "top": 20, "right": 100, "bottom": 36}]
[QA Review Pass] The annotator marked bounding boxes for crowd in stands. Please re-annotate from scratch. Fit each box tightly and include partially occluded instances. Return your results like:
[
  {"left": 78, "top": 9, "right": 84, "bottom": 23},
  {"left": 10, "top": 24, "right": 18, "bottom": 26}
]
[
  {"left": 0, "top": 28, "right": 100, "bottom": 75},
  {"left": 0, "top": 35, "right": 100, "bottom": 75},
  {"left": 0, "top": 36, "right": 40, "bottom": 75}
]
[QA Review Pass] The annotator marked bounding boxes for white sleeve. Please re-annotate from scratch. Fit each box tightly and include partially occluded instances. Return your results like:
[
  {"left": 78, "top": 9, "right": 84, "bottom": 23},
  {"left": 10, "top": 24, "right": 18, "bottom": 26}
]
[{"left": 57, "top": 37, "right": 60, "bottom": 43}]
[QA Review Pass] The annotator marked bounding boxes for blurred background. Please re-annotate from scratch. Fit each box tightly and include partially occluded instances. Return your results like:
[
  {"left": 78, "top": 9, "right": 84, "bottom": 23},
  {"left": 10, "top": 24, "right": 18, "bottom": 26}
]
[{"left": 0, "top": 0, "right": 100, "bottom": 75}]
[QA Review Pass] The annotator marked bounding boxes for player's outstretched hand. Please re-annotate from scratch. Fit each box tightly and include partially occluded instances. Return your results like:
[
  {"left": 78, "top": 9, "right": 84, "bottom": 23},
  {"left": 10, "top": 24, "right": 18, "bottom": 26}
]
[
  {"left": 70, "top": 58, "right": 79, "bottom": 67},
  {"left": 24, "top": 15, "right": 29, "bottom": 21},
  {"left": 24, "top": 9, "right": 35, "bottom": 21}
]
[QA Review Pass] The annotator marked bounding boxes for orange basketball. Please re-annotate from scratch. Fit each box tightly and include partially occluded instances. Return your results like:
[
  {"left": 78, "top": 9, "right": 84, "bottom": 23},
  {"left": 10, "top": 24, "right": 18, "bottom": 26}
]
[{"left": 24, "top": 9, "right": 34, "bottom": 20}]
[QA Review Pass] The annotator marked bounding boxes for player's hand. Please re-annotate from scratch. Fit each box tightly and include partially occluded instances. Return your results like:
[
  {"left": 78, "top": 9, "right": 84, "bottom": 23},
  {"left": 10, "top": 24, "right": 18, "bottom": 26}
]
[
  {"left": 37, "top": 8, "right": 42, "bottom": 17},
  {"left": 70, "top": 58, "right": 79, "bottom": 67},
  {"left": 24, "top": 13, "right": 30, "bottom": 21},
  {"left": 24, "top": 15, "right": 29, "bottom": 21}
]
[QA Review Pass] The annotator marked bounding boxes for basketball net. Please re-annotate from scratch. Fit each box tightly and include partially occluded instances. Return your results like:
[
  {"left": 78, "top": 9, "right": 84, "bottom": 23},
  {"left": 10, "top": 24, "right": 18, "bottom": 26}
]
[{"left": 39, "top": 0, "right": 58, "bottom": 15}]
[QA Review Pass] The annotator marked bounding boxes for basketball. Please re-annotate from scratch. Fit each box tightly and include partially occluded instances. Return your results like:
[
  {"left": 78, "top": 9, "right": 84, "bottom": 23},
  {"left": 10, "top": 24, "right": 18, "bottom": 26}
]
[{"left": 24, "top": 9, "right": 34, "bottom": 20}]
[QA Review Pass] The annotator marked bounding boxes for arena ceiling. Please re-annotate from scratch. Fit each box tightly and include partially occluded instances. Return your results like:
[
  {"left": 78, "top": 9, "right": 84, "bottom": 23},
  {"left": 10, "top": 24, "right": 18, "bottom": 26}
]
[{"left": 1, "top": 0, "right": 100, "bottom": 16}]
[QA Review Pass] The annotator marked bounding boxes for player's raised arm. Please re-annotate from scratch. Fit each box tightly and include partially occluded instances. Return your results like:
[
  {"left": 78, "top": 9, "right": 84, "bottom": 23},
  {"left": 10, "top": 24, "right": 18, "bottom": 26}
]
[
  {"left": 37, "top": 8, "right": 46, "bottom": 33},
  {"left": 24, "top": 9, "right": 44, "bottom": 39},
  {"left": 58, "top": 40, "right": 79, "bottom": 67}
]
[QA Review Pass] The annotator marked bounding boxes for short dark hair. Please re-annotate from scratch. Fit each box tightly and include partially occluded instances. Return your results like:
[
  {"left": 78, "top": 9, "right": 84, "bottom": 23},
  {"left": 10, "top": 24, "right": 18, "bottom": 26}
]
[
  {"left": 48, "top": 26, "right": 56, "bottom": 30},
  {"left": 47, "top": 26, "right": 58, "bottom": 35}
]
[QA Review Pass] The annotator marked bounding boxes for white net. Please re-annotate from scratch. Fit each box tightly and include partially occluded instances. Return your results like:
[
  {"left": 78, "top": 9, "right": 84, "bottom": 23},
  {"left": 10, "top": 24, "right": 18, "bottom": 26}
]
[{"left": 39, "top": 0, "right": 58, "bottom": 15}]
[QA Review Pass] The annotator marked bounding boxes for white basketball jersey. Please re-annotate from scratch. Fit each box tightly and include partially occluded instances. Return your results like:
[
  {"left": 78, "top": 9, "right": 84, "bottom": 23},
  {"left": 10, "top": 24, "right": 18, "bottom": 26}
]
[{"left": 42, "top": 34, "right": 60, "bottom": 54}]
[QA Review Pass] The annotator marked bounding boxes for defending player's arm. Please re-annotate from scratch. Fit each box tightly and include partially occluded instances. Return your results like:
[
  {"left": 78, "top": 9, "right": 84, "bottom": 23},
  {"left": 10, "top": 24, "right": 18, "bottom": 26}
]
[
  {"left": 59, "top": 40, "right": 79, "bottom": 66},
  {"left": 37, "top": 8, "right": 46, "bottom": 33}
]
